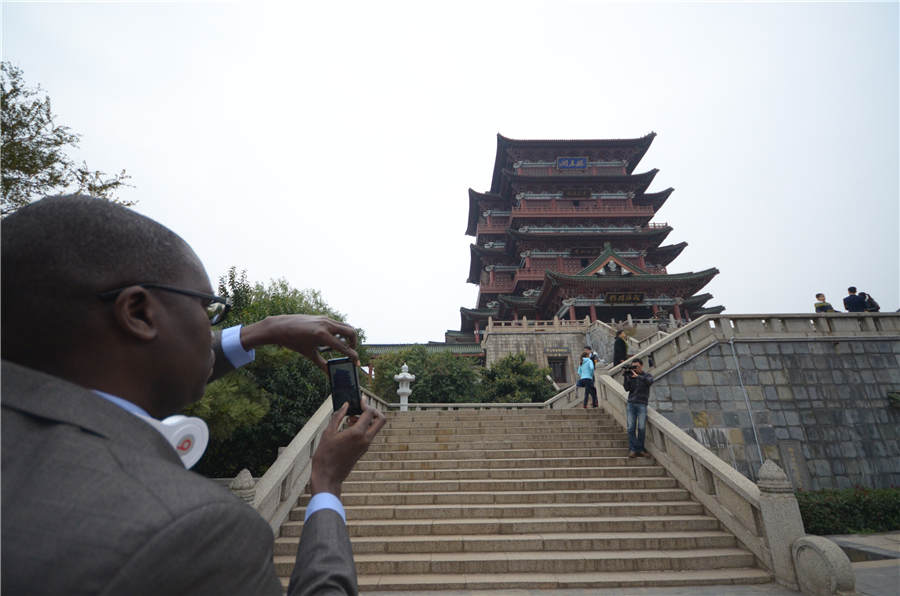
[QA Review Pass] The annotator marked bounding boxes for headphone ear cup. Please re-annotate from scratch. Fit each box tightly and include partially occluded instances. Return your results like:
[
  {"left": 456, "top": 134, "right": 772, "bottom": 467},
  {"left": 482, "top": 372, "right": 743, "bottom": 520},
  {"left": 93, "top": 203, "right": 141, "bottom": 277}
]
[
  {"left": 160, "top": 415, "right": 209, "bottom": 469},
  {"left": 139, "top": 415, "right": 209, "bottom": 469}
]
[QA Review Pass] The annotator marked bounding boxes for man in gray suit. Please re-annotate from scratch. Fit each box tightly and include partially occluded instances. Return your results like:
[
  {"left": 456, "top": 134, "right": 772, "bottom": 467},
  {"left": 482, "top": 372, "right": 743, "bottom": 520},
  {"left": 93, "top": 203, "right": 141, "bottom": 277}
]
[{"left": 1, "top": 196, "right": 386, "bottom": 595}]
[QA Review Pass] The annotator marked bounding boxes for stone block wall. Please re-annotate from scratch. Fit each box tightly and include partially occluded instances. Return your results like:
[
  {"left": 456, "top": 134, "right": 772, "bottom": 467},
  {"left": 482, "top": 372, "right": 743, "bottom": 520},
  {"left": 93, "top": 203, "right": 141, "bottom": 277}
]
[
  {"left": 649, "top": 339, "right": 900, "bottom": 489},
  {"left": 482, "top": 329, "right": 587, "bottom": 384}
]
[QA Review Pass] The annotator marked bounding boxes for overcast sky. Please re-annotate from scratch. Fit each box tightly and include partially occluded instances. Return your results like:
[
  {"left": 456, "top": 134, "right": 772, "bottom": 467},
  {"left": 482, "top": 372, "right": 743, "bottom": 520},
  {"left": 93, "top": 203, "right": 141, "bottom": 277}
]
[{"left": 4, "top": 0, "right": 897, "bottom": 344}]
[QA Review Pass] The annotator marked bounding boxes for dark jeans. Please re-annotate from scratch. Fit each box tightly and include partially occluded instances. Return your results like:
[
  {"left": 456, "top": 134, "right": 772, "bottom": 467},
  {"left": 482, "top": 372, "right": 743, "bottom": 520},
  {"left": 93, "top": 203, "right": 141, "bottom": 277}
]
[
  {"left": 626, "top": 401, "right": 647, "bottom": 453},
  {"left": 578, "top": 378, "right": 597, "bottom": 407}
]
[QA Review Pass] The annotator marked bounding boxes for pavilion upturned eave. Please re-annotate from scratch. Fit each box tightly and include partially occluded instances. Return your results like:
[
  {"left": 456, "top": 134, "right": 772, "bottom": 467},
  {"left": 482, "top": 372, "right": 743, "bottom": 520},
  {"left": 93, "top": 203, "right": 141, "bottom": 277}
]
[
  {"left": 634, "top": 187, "right": 674, "bottom": 212},
  {"left": 489, "top": 132, "right": 657, "bottom": 193},
  {"left": 534, "top": 267, "right": 720, "bottom": 311},
  {"left": 466, "top": 188, "right": 507, "bottom": 236},
  {"left": 646, "top": 242, "right": 688, "bottom": 266}
]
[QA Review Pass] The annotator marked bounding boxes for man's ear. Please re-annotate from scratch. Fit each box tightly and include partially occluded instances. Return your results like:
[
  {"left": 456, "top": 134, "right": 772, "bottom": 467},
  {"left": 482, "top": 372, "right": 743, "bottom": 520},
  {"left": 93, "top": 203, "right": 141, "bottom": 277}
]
[{"left": 111, "top": 286, "right": 159, "bottom": 341}]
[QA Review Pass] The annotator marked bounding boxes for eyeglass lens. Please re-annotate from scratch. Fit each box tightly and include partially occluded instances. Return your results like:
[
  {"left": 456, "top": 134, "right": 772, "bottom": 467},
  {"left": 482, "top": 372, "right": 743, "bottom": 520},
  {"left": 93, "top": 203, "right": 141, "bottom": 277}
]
[{"left": 207, "top": 302, "right": 227, "bottom": 324}]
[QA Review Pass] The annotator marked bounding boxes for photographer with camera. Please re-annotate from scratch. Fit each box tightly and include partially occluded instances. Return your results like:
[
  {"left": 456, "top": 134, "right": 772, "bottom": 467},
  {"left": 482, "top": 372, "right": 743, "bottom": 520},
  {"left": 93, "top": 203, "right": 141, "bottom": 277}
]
[{"left": 622, "top": 358, "right": 654, "bottom": 458}]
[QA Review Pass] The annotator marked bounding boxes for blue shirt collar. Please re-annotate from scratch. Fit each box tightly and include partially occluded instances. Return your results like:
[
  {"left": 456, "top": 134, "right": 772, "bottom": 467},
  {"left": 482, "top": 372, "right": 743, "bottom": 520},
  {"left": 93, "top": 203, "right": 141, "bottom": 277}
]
[{"left": 92, "top": 390, "right": 153, "bottom": 419}]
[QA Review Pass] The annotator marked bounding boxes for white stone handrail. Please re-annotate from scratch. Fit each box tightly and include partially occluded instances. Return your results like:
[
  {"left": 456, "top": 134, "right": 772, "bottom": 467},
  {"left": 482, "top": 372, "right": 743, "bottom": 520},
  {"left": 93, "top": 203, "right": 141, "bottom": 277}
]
[
  {"left": 608, "top": 312, "right": 900, "bottom": 379},
  {"left": 380, "top": 382, "right": 581, "bottom": 412},
  {"left": 250, "top": 386, "right": 391, "bottom": 533},
  {"left": 251, "top": 395, "right": 333, "bottom": 534},
  {"left": 594, "top": 374, "right": 772, "bottom": 572}
]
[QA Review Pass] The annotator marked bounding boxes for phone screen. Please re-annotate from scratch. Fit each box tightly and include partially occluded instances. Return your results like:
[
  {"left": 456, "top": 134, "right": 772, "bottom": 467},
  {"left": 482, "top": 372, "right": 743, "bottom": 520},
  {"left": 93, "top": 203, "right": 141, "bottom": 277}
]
[{"left": 327, "top": 357, "right": 363, "bottom": 416}]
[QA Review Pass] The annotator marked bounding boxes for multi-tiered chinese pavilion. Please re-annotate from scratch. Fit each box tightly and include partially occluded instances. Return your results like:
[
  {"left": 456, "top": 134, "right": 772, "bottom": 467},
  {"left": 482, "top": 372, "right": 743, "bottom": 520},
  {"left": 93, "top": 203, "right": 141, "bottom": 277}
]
[{"left": 452, "top": 133, "right": 723, "bottom": 341}]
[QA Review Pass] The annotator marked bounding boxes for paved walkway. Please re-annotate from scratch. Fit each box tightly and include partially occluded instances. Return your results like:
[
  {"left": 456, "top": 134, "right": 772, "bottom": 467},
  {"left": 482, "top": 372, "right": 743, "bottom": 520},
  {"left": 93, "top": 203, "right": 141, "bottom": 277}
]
[
  {"left": 828, "top": 532, "right": 899, "bottom": 596},
  {"left": 365, "top": 533, "right": 900, "bottom": 596}
]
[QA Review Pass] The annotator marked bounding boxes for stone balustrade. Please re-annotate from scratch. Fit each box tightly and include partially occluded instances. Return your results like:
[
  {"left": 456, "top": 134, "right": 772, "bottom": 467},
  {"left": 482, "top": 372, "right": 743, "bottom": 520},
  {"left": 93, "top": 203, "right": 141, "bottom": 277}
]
[
  {"left": 245, "top": 387, "right": 391, "bottom": 533},
  {"left": 608, "top": 313, "right": 900, "bottom": 379},
  {"left": 485, "top": 316, "right": 591, "bottom": 332}
]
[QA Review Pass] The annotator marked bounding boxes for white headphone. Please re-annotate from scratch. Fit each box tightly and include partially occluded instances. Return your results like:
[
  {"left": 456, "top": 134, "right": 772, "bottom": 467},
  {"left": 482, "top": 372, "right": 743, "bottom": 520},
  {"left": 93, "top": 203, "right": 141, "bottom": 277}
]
[{"left": 138, "top": 415, "right": 209, "bottom": 469}]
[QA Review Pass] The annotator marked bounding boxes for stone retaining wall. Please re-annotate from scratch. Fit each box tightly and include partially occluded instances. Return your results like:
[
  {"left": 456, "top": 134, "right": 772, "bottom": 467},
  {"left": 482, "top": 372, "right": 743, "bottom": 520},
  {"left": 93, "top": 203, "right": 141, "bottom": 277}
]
[{"left": 649, "top": 338, "right": 900, "bottom": 489}]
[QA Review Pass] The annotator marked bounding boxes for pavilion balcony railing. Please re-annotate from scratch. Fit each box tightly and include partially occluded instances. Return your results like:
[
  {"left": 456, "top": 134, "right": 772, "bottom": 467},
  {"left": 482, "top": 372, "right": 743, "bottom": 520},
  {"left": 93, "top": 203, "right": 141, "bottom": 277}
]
[
  {"left": 512, "top": 204, "right": 655, "bottom": 217},
  {"left": 513, "top": 165, "right": 626, "bottom": 176},
  {"left": 475, "top": 223, "right": 509, "bottom": 236},
  {"left": 478, "top": 280, "right": 515, "bottom": 293}
]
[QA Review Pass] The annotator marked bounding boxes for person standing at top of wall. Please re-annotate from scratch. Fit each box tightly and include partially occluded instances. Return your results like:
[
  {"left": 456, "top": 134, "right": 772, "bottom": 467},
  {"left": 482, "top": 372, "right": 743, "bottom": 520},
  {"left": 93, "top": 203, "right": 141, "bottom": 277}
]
[
  {"left": 814, "top": 293, "right": 836, "bottom": 313},
  {"left": 843, "top": 287, "right": 867, "bottom": 312},
  {"left": 613, "top": 330, "right": 628, "bottom": 366},
  {"left": 859, "top": 292, "right": 880, "bottom": 312},
  {"left": 577, "top": 346, "right": 597, "bottom": 408}
]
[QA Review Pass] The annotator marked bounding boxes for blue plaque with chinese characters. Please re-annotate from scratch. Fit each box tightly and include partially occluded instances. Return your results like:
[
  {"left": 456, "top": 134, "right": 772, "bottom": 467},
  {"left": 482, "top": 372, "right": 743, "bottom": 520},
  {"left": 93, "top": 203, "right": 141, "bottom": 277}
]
[{"left": 556, "top": 156, "right": 588, "bottom": 170}]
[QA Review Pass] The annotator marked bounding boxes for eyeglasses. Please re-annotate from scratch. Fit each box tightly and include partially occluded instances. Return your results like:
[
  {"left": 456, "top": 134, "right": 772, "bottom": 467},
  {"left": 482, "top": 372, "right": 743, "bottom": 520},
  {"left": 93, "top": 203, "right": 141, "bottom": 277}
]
[{"left": 97, "top": 283, "right": 232, "bottom": 325}]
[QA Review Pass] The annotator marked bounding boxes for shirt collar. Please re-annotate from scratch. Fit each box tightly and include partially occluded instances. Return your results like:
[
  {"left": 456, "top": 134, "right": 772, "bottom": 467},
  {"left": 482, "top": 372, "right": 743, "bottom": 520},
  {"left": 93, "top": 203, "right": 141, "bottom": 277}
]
[{"left": 92, "top": 390, "right": 153, "bottom": 419}]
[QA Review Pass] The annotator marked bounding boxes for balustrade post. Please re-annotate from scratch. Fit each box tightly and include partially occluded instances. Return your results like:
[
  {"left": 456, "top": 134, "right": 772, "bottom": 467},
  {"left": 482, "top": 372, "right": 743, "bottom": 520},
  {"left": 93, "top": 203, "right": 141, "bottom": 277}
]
[
  {"left": 229, "top": 468, "right": 256, "bottom": 505},
  {"left": 756, "top": 460, "right": 804, "bottom": 590}
]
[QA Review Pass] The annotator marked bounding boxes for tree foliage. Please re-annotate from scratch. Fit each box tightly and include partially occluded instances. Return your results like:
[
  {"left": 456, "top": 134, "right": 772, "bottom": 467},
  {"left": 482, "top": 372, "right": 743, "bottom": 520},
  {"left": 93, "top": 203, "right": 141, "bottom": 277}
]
[
  {"left": 371, "top": 350, "right": 555, "bottom": 406},
  {"left": 372, "top": 346, "right": 481, "bottom": 404},
  {"left": 187, "top": 268, "right": 357, "bottom": 478},
  {"left": 481, "top": 353, "right": 556, "bottom": 403},
  {"left": 1, "top": 61, "right": 131, "bottom": 216}
]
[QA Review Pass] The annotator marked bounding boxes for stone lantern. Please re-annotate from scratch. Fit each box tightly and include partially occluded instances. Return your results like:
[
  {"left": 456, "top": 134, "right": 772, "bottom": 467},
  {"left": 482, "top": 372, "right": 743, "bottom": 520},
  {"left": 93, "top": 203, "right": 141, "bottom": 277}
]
[{"left": 394, "top": 363, "right": 415, "bottom": 412}]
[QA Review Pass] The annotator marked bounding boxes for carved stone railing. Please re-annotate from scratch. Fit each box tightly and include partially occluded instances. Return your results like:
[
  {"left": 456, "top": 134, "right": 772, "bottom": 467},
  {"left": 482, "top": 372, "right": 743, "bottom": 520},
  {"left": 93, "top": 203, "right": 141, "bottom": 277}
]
[
  {"left": 247, "top": 387, "right": 391, "bottom": 533},
  {"left": 609, "top": 313, "right": 900, "bottom": 378},
  {"left": 594, "top": 373, "right": 854, "bottom": 590},
  {"left": 398, "top": 383, "right": 580, "bottom": 412},
  {"left": 485, "top": 316, "right": 591, "bottom": 332}
]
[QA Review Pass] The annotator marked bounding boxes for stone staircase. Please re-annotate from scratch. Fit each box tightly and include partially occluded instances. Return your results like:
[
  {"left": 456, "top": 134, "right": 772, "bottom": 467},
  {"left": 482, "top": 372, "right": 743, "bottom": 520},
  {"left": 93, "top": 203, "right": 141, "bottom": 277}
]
[{"left": 274, "top": 408, "right": 771, "bottom": 591}]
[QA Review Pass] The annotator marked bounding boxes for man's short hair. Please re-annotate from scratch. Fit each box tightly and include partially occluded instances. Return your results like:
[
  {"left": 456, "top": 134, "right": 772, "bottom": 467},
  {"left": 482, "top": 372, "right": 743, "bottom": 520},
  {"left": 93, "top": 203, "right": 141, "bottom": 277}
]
[
  {"left": 633, "top": 358, "right": 643, "bottom": 365},
  {"left": 816, "top": 293, "right": 825, "bottom": 300},
  {"left": 848, "top": 286, "right": 857, "bottom": 293},
  {"left": 583, "top": 345, "right": 592, "bottom": 350},
  {"left": 2, "top": 195, "right": 194, "bottom": 361}
]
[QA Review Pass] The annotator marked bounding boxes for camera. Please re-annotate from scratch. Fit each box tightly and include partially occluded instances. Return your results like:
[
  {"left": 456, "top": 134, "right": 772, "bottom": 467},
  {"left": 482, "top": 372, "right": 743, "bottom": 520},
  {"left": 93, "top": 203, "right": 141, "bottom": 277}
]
[{"left": 327, "top": 357, "right": 363, "bottom": 416}]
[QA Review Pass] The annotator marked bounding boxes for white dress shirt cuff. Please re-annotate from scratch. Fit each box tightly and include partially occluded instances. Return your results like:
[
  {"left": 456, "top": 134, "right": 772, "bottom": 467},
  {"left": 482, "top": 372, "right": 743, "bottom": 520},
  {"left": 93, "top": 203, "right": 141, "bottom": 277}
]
[
  {"left": 304, "top": 492, "right": 346, "bottom": 523},
  {"left": 221, "top": 325, "right": 255, "bottom": 368}
]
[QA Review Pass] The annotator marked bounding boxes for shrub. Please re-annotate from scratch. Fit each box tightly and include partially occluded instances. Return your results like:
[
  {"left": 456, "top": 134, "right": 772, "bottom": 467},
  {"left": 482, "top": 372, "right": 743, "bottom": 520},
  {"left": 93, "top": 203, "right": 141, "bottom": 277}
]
[{"left": 796, "top": 487, "right": 900, "bottom": 535}]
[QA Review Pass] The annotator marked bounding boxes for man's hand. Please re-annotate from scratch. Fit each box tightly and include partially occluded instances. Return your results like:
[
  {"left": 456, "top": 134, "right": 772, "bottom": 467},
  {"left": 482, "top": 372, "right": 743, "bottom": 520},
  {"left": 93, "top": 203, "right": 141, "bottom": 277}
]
[
  {"left": 239, "top": 314, "right": 359, "bottom": 371},
  {"left": 309, "top": 395, "right": 386, "bottom": 498}
]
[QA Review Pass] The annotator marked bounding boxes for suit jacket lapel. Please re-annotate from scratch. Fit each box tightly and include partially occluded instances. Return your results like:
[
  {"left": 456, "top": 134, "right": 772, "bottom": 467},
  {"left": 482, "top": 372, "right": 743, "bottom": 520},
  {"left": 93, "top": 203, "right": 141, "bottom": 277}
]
[{"left": 1, "top": 360, "right": 182, "bottom": 466}]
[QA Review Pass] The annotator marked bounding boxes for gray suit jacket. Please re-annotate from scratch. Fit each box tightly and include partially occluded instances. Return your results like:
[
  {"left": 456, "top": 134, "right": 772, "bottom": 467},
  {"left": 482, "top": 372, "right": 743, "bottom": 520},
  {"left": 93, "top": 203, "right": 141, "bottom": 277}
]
[{"left": 1, "top": 360, "right": 357, "bottom": 595}]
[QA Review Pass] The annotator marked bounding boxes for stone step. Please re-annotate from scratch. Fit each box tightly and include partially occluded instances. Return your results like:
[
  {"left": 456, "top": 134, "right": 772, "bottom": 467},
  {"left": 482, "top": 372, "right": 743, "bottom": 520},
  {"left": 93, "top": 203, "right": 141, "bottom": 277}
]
[
  {"left": 380, "top": 420, "right": 622, "bottom": 432},
  {"left": 368, "top": 439, "right": 629, "bottom": 452},
  {"left": 338, "top": 476, "right": 679, "bottom": 495},
  {"left": 353, "top": 567, "right": 772, "bottom": 591},
  {"left": 361, "top": 447, "right": 631, "bottom": 461},
  {"left": 290, "top": 500, "right": 706, "bottom": 522},
  {"left": 274, "top": 530, "right": 737, "bottom": 555},
  {"left": 384, "top": 411, "right": 609, "bottom": 421},
  {"left": 303, "top": 488, "right": 691, "bottom": 508},
  {"left": 353, "top": 455, "right": 655, "bottom": 471},
  {"left": 278, "top": 514, "right": 723, "bottom": 538},
  {"left": 347, "top": 466, "right": 674, "bottom": 482},
  {"left": 274, "top": 547, "right": 756, "bottom": 575},
  {"left": 373, "top": 431, "right": 625, "bottom": 444}
]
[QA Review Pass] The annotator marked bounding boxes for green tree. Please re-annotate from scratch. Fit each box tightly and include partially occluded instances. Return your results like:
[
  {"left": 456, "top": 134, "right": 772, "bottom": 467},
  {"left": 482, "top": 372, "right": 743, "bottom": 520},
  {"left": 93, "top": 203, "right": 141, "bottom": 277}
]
[
  {"left": 481, "top": 353, "right": 556, "bottom": 403},
  {"left": 187, "top": 268, "right": 359, "bottom": 478},
  {"left": 372, "top": 347, "right": 481, "bottom": 404},
  {"left": 1, "top": 61, "right": 131, "bottom": 216}
]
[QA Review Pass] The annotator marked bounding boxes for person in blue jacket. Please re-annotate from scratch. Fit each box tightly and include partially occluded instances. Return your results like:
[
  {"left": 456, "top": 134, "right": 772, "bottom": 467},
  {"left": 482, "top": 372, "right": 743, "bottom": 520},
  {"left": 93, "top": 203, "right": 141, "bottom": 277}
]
[{"left": 577, "top": 346, "right": 597, "bottom": 408}]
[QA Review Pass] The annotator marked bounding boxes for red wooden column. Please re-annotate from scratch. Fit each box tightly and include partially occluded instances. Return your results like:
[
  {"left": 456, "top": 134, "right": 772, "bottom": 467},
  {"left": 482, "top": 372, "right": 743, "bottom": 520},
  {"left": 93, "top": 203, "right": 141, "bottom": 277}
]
[
  {"left": 651, "top": 305, "right": 659, "bottom": 316},
  {"left": 489, "top": 269, "right": 495, "bottom": 285},
  {"left": 589, "top": 304, "right": 597, "bottom": 322},
  {"left": 474, "top": 321, "right": 480, "bottom": 343},
  {"left": 568, "top": 304, "right": 577, "bottom": 321},
  {"left": 673, "top": 303, "right": 682, "bottom": 321},
  {"left": 513, "top": 310, "right": 519, "bottom": 322}
]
